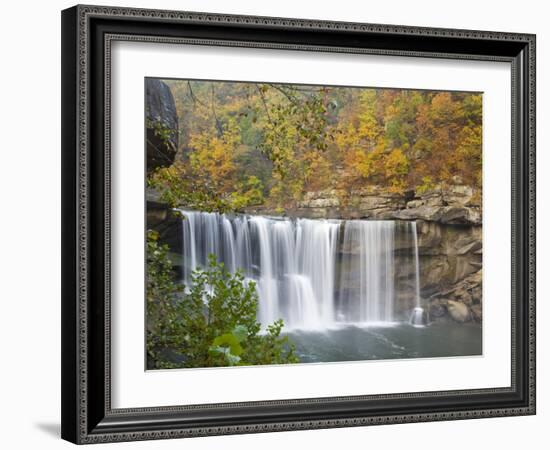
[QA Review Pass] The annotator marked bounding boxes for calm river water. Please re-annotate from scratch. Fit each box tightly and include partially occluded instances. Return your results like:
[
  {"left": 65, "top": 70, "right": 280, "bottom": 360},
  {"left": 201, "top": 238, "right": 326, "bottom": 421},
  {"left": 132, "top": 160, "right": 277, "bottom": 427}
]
[{"left": 286, "top": 322, "right": 482, "bottom": 363}]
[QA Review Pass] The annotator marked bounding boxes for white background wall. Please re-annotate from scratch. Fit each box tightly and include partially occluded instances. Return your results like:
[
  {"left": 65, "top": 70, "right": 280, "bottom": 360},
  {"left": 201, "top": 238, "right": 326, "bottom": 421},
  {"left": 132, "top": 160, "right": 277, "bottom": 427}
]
[{"left": 0, "top": 0, "right": 546, "bottom": 448}]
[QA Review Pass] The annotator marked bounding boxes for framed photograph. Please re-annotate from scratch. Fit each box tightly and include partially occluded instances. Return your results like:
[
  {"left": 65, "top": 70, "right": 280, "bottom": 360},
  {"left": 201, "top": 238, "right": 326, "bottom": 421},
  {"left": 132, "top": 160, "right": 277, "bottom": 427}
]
[{"left": 61, "top": 4, "right": 536, "bottom": 444}]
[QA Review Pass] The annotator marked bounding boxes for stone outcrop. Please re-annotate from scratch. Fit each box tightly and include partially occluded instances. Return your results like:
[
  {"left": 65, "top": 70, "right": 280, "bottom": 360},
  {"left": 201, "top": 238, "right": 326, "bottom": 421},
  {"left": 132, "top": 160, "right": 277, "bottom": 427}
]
[
  {"left": 291, "top": 184, "right": 481, "bottom": 225},
  {"left": 393, "top": 205, "right": 481, "bottom": 225},
  {"left": 146, "top": 79, "right": 178, "bottom": 173},
  {"left": 292, "top": 187, "right": 408, "bottom": 220}
]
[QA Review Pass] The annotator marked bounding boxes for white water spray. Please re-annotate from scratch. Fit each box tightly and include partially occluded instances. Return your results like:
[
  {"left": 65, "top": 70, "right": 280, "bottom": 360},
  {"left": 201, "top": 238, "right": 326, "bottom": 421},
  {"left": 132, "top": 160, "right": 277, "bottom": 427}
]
[{"left": 179, "top": 211, "right": 421, "bottom": 330}]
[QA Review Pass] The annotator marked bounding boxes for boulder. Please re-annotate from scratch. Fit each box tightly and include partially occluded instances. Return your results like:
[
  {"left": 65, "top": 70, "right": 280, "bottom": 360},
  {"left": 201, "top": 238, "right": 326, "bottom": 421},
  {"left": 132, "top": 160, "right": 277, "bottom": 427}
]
[
  {"left": 146, "top": 79, "right": 178, "bottom": 173},
  {"left": 446, "top": 300, "right": 472, "bottom": 323}
]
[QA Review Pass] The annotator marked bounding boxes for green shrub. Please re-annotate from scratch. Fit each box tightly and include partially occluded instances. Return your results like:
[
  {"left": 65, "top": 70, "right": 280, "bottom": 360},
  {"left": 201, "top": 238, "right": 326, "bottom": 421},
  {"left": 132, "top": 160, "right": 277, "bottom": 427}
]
[{"left": 146, "top": 231, "right": 299, "bottom": 369}]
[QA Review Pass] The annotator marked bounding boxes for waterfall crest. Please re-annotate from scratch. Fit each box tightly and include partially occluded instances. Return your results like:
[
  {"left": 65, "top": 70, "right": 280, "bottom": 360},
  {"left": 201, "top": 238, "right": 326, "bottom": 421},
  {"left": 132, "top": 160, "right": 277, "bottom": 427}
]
[{"left": 179, "top": 210, "right": 420, "bottom": 330}]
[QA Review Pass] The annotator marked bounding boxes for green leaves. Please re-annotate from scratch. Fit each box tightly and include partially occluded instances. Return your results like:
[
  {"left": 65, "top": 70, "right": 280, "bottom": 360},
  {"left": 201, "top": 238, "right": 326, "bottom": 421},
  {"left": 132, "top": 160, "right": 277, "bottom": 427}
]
[
  {"left": 208, "top": 325, "right": 250, "bottom": 366},
  {"left": 232, "top": 325, "right": 248, "bottom": 342},
  {"left": 212, "top": 330, "right": 245, "bottom": 356},
  {"left": 146, "top": 118, "right": 176, "bottom": 147},
  {"left": 146, "top": 238, "right": 299, "bottom": 369}
]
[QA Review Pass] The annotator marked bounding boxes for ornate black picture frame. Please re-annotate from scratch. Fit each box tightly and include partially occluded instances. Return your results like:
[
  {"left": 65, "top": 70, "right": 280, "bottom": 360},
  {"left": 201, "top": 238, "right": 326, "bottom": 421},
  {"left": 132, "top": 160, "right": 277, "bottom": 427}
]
[{"left": 61, "top": 4, "right": 536, "bottom": 444}]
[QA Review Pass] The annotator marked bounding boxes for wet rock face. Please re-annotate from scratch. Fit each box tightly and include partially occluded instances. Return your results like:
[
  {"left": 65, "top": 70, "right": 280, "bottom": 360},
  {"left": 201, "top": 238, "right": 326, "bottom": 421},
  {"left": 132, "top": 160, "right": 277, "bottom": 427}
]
[
  {"left": 146, "top": 79, "right": 178, "bottom": 173},
  {"left": 147, "top": 190, "right": 182, "bottom": 274},
  {"left": 427, "top": 270, "right": 482, "bottom": 323},
  {"left": 416, "top": 221, "right": 482, "bottom": 287},
  {"left": 393, "top": 221, "right": 482, "bottom": 321}
]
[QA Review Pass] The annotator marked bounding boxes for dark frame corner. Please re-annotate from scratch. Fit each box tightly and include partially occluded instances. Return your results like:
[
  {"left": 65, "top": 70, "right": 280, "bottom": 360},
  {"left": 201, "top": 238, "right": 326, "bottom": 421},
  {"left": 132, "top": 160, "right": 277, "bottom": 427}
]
[{"left": 62, "top": 4, "right": 536, "bottom": 444}]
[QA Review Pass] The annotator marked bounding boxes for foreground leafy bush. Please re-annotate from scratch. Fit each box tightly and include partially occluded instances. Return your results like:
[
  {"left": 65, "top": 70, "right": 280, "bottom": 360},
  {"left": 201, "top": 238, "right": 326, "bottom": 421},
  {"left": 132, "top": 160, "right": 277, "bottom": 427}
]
[{"left": 146, "top": 230, "right": 299, "bottom": 369}]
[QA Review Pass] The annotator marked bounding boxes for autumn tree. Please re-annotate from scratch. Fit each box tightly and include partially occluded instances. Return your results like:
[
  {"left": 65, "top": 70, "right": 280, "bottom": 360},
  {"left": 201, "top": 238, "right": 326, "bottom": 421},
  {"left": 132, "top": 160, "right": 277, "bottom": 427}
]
[
  {"left": 151, "top": 80, "right": 482, "bottom": 212},
  {"left": 335, "top": 89, "right": 481, "bottom": 195}
]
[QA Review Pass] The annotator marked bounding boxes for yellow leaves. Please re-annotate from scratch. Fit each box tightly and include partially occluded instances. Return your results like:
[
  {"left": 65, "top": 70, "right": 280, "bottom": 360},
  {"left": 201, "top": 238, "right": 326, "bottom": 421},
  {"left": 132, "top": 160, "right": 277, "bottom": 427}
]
[
  {"left": 189, "top": 128, "right": 239, "bottom": 190},
  {"left": 229, "top": 175, "right": 265, "bottom": 210},
  {"left": 358, "top": 88, "right": 377, "bottom": 105},
  {"left": 384, "top": 148, "right": 409, "bottom": 178},
  {"left": 357, "top": 112, "right": 380, "bottom": 142},
  {"left": 334, "top": 123, "right": 359, "bottom": 150},
  {"left": 161, "top": 79, "right": 484, "bottom": 211},
  {"left": 341, "top": 143, "right": 409, "bottom": 194},
  {"left": 351, "top": 148, "right": 375, "bottom": 179},
  {"left": 430, "top": 92, "right": 461, "bottom": 123},
  {"left": 455, "top": 125, "right": 482, "bottom": 187},
  {"left": 385, "top": 149, "right": 409, "bottom": 193},
  {"left": 412, "top": 137, "right": 432, "bottom": 157},
  {"left": 357, "top": 89, "right": 381, "bottom": 142},
  {"left": 343, "top": 145, "right": 373, "bottom": 184},
  {"left": 335, "top": 90, "right": 380, "bottom": 159},
  {"left": 337, "top": 108, "right": 380, "bottom": 150},
  {"left": 462, "top": 94, "right": 482, "bottom": 124},
  {"left": 416, "top": 176, "right": 436, "bottom": 195},
  {"left": 302, "top": 150, "right": 331, "bottom": 191},
  {"left": 457, "top": 126, "right": 482, "bottom": 158}
]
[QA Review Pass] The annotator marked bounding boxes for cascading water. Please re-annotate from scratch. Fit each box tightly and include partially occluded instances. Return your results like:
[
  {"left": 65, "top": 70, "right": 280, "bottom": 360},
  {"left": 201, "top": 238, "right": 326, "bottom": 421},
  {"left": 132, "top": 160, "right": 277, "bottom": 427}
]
[
  {"left": 179, "top": 210, "right": 421, "bottom": 331},
  {"left": 296, "top": 219, "right": 340, "bottom": 325},
  {"left": 411, "top": 222, "right": 421, "bottom": 308},
  {"left": 338, "top": 221, "right": 395, "bottom": 324},
  {"left": 409, "top": 221, "right": 427, "bottom": 327}
]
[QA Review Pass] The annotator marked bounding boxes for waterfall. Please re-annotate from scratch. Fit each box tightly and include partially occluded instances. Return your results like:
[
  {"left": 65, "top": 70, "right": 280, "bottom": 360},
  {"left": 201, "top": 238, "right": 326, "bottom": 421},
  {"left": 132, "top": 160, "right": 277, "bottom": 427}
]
[
  {"left": 178, "top": 210, "right": 421, "bottom": 330},
  {"left": 411, "top": 222, "right": 421, "bottom": 308},
  {"left": 338, "top": 221, "right": 395, "bottom": 323},
  {"left": 250, "top": 216, "right": 281, "bottom": 327},
  {"left": 296, "top": 219, "right": 340, "bottom": 325},
  {"left": 409, "top": 222, "right": 426, "bottom": 326}
]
